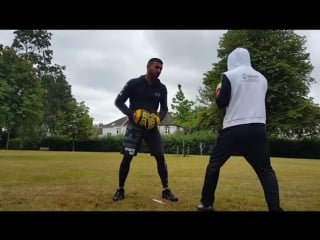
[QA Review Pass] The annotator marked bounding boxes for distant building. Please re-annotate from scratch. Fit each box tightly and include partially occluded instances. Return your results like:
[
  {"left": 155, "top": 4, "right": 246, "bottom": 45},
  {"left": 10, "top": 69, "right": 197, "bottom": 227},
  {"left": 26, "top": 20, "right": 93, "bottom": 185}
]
[{"left": 99, "top": 113, "right": 183, "bottom": 137}]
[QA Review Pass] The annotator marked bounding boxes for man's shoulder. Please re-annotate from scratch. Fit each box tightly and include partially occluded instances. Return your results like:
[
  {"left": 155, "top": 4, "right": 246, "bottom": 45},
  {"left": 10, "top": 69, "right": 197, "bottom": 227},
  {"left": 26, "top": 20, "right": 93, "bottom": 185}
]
[
  {"left": 156, "top": 79, "right": 167, "bottom": 89},
  {"left": 160, "top": 82, "right": 167, "bottom": 91},
  {"left": 128, "top": 75, "right": 144, "bottom": 84}
]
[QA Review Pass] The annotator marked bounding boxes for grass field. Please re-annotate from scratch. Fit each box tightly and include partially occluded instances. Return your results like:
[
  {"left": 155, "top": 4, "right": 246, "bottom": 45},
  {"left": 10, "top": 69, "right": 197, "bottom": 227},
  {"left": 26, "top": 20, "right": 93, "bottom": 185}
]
[{"left": 0, "top": 150, "right": 319, "bottom": 211}]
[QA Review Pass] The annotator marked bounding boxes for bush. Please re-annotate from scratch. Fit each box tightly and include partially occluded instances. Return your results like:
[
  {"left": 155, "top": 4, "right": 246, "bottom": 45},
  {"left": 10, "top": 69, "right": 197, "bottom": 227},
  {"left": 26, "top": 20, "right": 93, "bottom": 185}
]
[{"left": 10, "top": 132, "right": 320, "bottom": 159}]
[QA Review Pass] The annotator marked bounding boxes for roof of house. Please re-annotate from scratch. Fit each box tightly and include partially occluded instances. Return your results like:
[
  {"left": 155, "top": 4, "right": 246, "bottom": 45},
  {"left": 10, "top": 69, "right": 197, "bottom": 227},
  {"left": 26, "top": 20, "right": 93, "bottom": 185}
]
[
  {"left": 160, "top": 113, "right": 175, "bottom": 126},
  {"left": 104, "top": 116, "right": 128, "bottom": 127},
  {"left": 103, "top": 112, "right": 177, "bottom": 127}
]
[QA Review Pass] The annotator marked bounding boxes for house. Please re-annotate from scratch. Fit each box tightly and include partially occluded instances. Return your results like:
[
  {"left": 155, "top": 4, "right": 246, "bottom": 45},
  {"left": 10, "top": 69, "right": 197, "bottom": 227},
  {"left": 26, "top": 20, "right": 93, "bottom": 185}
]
[
  {"left": 100, "top": 113, "right": 183, "bottom": 137},
  {"left": 101, "top": 116, "right": 128, "bottom": 136}
]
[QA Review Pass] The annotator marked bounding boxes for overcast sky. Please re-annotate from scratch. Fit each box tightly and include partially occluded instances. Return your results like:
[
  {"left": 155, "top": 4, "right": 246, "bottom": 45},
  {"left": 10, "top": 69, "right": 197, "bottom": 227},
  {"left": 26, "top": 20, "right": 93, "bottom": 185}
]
[{"left": 0, "top": 30, "right": 319, "bottom": 124}]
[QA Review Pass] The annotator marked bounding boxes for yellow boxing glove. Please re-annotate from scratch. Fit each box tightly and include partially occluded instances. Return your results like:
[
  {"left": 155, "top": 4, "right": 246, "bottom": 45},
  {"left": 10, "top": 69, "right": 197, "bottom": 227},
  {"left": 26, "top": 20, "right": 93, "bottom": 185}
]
[
  {"left": 145, "top": 113, "right": 160, "bottom": 130},
  {"left": 133, "top": 109, "right": 150, "bottom": 128},
  {"left": 148, "top": 113, "right": 160, "bottom": 129}
]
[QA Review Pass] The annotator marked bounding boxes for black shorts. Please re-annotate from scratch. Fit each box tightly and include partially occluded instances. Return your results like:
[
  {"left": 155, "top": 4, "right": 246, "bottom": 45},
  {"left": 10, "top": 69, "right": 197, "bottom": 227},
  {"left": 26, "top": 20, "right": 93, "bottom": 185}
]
[{"left": 121, "top": 122, "right": 164, "bottom": 156}]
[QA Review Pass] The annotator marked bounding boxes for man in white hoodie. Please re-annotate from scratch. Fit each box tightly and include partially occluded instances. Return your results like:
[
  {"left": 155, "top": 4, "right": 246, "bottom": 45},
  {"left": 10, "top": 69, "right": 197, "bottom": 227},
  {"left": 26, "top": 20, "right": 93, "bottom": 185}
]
[{"left": 197, "top": 47, "right": 283, "bottom": 211}]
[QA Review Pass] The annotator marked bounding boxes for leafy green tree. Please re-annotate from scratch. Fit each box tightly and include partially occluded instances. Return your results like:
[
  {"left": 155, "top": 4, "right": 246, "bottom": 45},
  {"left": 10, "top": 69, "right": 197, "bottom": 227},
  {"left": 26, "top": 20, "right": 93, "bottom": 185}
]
[
  {"left": 12, "top": 30, "right": 53, "bottom": 76},
  {"left": 198, "top": 30, "right": 320, "bottom": 138},
  {"left": 12, "top": 30, "right": 76, "bottom": 136},
  {"left": 1, "top": 30, "right": 95, "bottom": 149},
  {"left": 41, "top": 65, "right": 72, "bottom": 135},
  {"left": 171, "top": 84, "right": 197, "bottom": 133},
  {"left": 55, "top": 100, "right": 95, "bottom": 151},
  {"left": 0, "top": 47, "right": 43, "bottom": 149}
]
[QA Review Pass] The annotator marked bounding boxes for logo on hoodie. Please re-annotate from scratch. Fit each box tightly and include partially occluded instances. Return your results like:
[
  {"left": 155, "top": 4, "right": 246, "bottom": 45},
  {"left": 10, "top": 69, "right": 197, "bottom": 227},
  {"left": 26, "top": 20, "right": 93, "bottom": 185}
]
[{"left": 242, "top": 73, "right": 258, "bottom": 82}]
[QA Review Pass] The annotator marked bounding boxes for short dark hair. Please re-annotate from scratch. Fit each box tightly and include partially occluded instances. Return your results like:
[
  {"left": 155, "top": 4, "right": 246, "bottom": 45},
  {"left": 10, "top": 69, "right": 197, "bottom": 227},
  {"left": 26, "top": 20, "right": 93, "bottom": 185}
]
[{"left": 147, "top": 58, "right": 163, "bottom": 65}]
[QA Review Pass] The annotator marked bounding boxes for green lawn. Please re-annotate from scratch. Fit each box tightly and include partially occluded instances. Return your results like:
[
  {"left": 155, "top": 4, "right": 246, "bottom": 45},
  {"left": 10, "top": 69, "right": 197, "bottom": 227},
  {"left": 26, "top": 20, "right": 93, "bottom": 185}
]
[{"left": 0, "top": 150, "right": 319, "bottom": 211}]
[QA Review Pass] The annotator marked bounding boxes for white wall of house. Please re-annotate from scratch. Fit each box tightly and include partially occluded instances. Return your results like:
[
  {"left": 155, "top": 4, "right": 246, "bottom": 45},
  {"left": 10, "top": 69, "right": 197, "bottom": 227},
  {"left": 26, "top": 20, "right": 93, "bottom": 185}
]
[
  {"left": 102, "top": 126, "right": 126, "bottom": 137},
  {"left": 158, "top": 125, "right": 180, "bottom": 135}
]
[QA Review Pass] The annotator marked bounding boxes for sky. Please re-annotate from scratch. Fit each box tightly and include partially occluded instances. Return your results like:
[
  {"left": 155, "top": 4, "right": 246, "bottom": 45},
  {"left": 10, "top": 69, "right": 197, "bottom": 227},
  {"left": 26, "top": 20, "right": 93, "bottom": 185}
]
[{"left": 0, "top": 30, "right": 319, "bottom": 124}]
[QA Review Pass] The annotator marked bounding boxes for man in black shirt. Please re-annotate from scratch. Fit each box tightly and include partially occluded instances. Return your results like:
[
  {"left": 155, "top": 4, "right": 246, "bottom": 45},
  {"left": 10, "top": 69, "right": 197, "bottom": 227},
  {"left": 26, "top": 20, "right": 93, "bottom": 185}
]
[{"left": 112, "top": 58, "right": 178, "bottom": 202}]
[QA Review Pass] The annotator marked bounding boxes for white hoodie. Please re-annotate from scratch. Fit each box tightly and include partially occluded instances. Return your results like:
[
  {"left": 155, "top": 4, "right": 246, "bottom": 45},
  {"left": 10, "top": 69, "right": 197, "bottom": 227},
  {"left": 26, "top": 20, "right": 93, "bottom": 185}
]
[{"left": 222, "top": 47, "right": 267, "bottom": 129}]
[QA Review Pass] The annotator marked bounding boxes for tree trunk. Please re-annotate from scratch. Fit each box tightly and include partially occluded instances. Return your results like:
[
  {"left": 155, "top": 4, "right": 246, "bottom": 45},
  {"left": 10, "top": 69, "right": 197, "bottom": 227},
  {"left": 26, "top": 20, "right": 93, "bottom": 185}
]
[{"left": 6, "top": 128, "right": 10, "bottom": 150}]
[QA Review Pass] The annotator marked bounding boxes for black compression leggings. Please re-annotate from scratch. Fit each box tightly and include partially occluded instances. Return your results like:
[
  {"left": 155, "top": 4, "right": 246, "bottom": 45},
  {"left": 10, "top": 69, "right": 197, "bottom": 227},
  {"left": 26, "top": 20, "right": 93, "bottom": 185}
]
[{"left": 118, "top": 154, "right": 168, "bottom": 189}]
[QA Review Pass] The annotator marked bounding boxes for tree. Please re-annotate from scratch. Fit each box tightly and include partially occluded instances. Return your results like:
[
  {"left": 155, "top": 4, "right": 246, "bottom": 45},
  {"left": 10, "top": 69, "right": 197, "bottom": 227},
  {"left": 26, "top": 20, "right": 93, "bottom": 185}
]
[
  {"left": 1, "top": 30, "right": 95, "bottom": 149},
  {"left": 12, "top": 30, "right": 53, "bottom": 76},
  {"left": 198, "top": 30, "right": 320, "bottom": 138},
  {"left": 12, "top": 30, "right": 76, "bottom": 136},
  {"left": 41, "top": 65, "right": 72, "bottom": 135},
  {"left": 0, "top": 47, "right": 43, "bottom": 149},
  {"left": 55, "top": 100, "right": 95, "bottom": 151},
  {"left": 171, "top": 84, "right": 198, "bottom": 133}
]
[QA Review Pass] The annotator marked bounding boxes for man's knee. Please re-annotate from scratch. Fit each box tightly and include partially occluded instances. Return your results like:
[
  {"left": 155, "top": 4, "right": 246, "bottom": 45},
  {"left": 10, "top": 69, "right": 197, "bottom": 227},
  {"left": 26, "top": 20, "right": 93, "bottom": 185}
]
[
  {"left": 122, "top": 153, "right": 134, "bottom": 162},
  {"left": 154, "top": 154, "right": 165, "bottom": 161}
]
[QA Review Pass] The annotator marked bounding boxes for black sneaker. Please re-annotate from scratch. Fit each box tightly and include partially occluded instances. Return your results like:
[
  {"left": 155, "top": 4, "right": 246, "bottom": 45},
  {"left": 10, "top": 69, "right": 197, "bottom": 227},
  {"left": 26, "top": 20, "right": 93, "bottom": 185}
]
[
  {"left": 197, "top": 203, "right": 213, "bottom": 212},
  {"left": 112, "top": 188, "right": 124, "bottom": 201},
  {"left": 162, "top": 189, "right": 178, "bottom": 202}
]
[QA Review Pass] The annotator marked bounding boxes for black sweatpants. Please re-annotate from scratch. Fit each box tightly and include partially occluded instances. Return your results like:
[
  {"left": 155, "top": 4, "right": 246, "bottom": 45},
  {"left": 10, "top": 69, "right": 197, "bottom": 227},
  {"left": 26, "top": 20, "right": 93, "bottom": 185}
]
[{"left": 200, "top": 123, "right": 281, "bottom": 210}]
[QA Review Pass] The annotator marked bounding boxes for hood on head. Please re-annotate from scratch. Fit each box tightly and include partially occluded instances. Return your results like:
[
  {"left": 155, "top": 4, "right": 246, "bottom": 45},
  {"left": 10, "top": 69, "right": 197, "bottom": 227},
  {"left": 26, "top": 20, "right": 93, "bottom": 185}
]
[{"left": 227, "top": 47, "right": 251, "bottom": 71}]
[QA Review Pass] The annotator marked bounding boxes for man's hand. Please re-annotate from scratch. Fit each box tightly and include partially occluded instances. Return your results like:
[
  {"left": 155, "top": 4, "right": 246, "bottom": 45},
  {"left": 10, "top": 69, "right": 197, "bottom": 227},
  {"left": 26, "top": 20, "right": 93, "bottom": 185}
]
[
  {"left": 133, "top": 109, "right": 150, "bottom": 128},
  {"left": 132, "top": 109, "right": 160, "bottom": 130},
  {"left": 148, "top": 113, "right": 160, "bottom": 129},
  {"left": 216, "top": 82, "right": 222, "bottom": 97}
]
